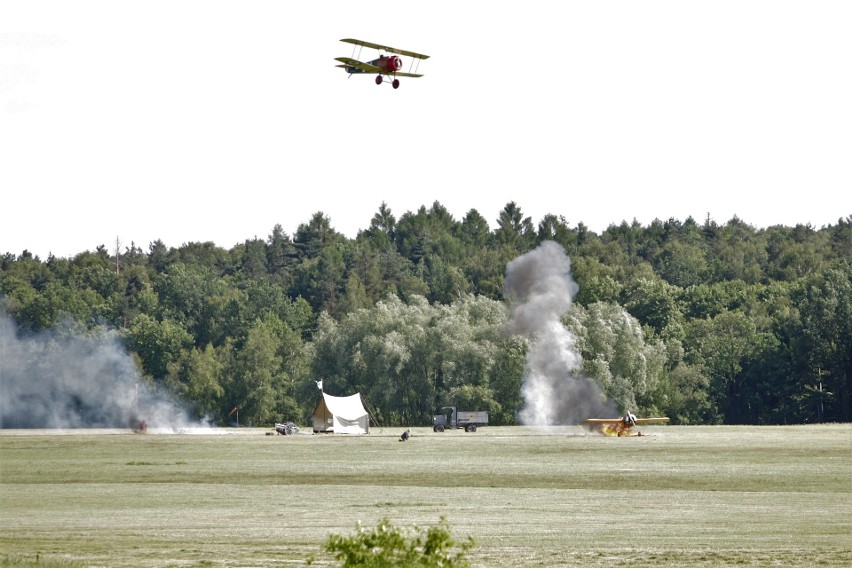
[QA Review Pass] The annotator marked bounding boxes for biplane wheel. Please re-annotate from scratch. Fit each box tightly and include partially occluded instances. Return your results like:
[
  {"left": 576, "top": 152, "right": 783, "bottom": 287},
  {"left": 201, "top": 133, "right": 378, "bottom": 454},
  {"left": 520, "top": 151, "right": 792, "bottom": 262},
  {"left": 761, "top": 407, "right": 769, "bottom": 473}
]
[
  {"left": 375, "top": 75, "right": 383, "bottom": 85},
  {"left": 392, "top": 79, "right": 400, "bottom": 89}
]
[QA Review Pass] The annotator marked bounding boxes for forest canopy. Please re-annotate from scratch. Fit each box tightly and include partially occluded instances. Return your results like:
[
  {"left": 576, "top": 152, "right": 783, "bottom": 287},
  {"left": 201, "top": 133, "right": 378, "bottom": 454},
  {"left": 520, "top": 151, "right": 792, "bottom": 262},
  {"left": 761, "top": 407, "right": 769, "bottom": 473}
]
[{"left": 2, "top": 203, "right": 850, "bottom": 427}]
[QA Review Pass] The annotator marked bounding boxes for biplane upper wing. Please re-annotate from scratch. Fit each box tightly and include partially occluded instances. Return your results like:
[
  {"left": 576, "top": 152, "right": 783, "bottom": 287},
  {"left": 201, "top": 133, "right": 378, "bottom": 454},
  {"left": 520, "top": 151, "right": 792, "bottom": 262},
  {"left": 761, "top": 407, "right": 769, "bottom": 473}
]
[
  {"left": 340, "top": 38, "right": 430, "bottom": 60},
  {"left": 334, "top": 57, "right": 382, "bottom": 73}
]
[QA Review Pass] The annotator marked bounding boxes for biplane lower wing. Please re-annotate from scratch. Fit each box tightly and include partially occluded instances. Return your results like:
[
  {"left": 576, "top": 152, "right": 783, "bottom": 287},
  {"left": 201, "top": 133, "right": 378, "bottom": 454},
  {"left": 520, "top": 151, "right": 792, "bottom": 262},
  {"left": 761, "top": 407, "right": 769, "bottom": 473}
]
[
  {"left": 340, "top": 38, "right": 430, "bottom": 60},
  {"left": 335, "top": 58, "right": 424, "bottom": 78},
  {"left": 334, "top": 57, "right": 382, "bottom": 74}
]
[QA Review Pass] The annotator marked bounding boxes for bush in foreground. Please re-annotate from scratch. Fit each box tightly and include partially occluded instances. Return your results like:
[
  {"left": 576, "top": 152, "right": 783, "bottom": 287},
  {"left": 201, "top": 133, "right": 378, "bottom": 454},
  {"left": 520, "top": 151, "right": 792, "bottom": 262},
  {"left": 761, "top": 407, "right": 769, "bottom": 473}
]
[{"left": 313, "top": 516, "right": 474, "bottom": 567}]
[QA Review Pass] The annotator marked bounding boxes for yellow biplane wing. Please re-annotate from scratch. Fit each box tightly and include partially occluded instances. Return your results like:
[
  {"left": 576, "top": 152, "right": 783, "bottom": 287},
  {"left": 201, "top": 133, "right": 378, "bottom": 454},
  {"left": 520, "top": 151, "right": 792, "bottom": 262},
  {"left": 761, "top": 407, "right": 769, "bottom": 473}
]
[{"left": 583, "top": 418, "right": 670, "bottom": 425}]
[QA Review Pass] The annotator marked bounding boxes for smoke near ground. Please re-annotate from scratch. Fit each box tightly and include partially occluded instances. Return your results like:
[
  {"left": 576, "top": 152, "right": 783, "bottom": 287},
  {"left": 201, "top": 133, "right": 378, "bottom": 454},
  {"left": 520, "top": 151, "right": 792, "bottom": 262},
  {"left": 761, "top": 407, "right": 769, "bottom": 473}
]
[
  {"left": 0, "top": 312, "right": 201, "bottom": 430},
  {"left": 504, "top": 241, "right": 616, "bottom": 425}
]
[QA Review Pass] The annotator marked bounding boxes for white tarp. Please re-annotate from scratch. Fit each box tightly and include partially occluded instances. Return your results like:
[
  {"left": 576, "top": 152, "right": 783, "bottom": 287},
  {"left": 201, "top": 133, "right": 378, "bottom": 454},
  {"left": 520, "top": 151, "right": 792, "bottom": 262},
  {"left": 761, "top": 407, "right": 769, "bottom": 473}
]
[{"left": 312, "top": 392, "right": 369, "bottom": 434}]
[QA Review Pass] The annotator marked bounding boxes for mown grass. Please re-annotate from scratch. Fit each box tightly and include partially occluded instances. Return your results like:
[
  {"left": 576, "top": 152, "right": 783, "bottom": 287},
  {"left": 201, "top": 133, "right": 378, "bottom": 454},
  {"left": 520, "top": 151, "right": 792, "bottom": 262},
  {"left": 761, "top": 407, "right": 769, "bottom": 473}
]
[{"left": 1, "top": 424, "right": 850, "bottom": 567}]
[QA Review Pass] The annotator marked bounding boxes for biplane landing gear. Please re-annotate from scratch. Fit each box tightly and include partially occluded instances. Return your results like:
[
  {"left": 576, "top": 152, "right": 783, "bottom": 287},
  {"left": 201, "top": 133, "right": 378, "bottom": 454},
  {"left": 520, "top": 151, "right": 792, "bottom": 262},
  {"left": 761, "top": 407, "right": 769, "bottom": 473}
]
[{"left": 375, "top": 76, "right": 401, "bottom": 89}]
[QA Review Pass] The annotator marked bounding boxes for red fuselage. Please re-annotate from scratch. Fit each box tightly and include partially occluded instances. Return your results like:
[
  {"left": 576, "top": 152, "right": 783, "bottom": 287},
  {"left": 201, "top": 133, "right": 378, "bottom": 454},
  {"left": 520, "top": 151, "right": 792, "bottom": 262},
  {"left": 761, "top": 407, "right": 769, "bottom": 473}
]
[{"left": 371, "top": 55, "right": 403, "bottom": 73}]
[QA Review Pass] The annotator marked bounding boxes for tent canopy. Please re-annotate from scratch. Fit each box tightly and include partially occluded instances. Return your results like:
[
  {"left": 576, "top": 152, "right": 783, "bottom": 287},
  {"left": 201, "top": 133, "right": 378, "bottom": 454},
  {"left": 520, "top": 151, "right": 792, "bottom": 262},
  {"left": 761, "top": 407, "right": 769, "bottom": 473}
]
[{"left": 312, "top": 392, "right": 369, "bottom": 434}]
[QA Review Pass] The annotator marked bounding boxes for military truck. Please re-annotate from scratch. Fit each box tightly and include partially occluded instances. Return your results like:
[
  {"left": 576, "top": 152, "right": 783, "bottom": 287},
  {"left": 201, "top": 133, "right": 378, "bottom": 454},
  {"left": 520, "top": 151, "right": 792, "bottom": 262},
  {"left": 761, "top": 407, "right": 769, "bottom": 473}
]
[{"left": 432, "top": 406, "right": 489, "bottom": 432}]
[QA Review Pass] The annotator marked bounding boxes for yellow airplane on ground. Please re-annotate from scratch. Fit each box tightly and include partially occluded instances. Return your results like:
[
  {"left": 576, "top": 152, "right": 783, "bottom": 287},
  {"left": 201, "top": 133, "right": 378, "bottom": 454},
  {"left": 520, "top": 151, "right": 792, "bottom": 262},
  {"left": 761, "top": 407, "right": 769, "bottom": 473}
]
[{"left": 582, "top": 412, "right": 670, "bottom": 436}]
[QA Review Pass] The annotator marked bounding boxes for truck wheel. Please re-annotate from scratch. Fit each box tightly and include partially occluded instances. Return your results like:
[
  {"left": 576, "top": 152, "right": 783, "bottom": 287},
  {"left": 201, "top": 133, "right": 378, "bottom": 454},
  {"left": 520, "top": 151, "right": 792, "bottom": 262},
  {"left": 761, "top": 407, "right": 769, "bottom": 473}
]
[
  {"left": 434, "top": 425, "right": 445, "bottom": 432},
  {"left": 466, "top": 425, "right": 477, "bottom": 432}
]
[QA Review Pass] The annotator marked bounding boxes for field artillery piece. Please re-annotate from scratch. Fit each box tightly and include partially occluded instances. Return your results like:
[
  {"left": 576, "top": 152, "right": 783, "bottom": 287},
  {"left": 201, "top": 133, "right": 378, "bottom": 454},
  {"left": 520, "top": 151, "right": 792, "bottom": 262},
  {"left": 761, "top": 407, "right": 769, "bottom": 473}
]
[{"left": 275, "top": 422, "right": 299, "bottom": 435}]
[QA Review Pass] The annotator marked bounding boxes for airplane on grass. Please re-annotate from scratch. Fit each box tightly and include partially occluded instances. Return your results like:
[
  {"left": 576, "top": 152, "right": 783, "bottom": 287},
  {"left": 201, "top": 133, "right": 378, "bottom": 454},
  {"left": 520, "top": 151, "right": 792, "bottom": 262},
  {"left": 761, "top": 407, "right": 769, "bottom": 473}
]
[
  {"left": 335, "top": 38, "right": 429, "bottom": 89},
  {"left": 582, "top": 412, "right": 670, "bottom": 437}
]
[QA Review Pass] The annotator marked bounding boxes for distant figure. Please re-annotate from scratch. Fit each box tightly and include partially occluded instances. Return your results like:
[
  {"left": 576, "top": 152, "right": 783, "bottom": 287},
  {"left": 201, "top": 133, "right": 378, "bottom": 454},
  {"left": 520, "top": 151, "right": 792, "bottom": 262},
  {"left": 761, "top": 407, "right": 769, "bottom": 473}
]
[{"left": 399, "top": 429, "right": 411, "bottom": 442}]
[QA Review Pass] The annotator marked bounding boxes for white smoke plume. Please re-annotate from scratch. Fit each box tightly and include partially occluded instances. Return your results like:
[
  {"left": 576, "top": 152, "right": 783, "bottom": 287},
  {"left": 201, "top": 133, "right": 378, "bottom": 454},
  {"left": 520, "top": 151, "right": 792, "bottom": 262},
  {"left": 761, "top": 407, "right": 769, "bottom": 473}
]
[
  {"left": 0, "top": 311, "right": 203, "bottom": 431},
  {"left": 504, "top": 241, "right": 616, "bottom": 425}
]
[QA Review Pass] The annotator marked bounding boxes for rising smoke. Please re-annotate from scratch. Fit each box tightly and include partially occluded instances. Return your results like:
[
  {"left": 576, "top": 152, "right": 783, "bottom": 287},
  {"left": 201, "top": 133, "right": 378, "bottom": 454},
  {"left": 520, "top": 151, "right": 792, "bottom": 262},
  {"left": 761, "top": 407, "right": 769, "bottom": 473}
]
[
  {"left": 504, "top": 241, "right": 616, "bottom": 425},
  {"left": 0, "top": 311, "right": 200, "bottom": 430}
]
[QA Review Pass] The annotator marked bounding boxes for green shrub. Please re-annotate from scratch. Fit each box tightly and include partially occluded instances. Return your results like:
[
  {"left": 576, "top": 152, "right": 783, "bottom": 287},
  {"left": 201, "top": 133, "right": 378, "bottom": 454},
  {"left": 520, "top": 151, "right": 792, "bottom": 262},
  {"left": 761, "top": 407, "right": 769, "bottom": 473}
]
[{"left": 319, "top": 516, "right": 474, "bottom": 567}]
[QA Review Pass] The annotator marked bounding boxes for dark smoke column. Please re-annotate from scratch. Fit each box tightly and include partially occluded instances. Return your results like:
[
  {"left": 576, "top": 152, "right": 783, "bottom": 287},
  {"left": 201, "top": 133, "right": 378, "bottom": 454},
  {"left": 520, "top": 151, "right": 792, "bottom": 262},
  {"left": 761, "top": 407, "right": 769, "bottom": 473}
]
[{"left": 504, "top": 241, "right": 613, "bottom": 426}]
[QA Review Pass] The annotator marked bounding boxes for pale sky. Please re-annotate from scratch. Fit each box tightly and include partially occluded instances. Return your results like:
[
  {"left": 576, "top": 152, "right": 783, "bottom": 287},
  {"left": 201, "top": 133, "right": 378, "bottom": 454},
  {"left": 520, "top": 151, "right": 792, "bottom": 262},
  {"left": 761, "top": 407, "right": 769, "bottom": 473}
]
[{"left": 2, "top": 1, "right": 850, "bottom": 259}]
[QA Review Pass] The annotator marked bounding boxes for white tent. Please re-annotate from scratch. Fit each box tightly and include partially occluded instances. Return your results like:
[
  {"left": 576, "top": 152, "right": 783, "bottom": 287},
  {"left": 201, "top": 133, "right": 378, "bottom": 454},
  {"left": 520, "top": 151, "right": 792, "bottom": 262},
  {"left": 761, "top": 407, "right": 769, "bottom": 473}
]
[{"left": 312, "top": 392, "right": 370, "bottom": 434}]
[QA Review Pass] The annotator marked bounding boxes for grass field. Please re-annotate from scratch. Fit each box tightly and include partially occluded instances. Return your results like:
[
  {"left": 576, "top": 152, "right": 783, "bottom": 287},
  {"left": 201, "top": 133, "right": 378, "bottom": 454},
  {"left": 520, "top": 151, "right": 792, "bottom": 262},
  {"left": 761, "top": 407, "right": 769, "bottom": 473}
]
[{"left": 1, "top": 424, "right": 850, "bottom": 567}]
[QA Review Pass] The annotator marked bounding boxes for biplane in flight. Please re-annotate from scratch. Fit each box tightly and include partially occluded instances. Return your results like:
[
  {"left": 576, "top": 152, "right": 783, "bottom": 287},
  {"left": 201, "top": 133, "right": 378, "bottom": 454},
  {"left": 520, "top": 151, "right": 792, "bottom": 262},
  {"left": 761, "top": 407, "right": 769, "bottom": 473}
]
[
  {"left": 335, "top": 38, "right": 429, "bottom": 89},
  {"left": 582, "top": 412, "right": 670, "bottom": 437}
]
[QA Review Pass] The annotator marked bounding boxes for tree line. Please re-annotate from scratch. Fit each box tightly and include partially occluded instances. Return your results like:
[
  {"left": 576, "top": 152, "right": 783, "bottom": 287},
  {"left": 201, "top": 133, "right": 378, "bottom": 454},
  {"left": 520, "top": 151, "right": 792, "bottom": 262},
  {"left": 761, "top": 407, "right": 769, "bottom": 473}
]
[{"left": 2, "top": 202, "right": 850, "bottom": 426}]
